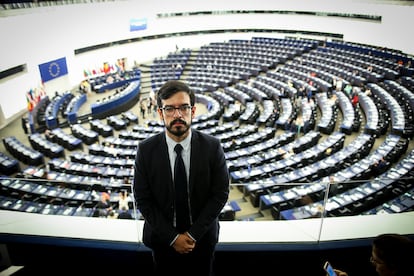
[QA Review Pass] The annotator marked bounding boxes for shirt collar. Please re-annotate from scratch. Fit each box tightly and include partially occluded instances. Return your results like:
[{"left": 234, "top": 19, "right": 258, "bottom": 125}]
[{"left": 165, "top": 130, "right": 192, "bottom": 152}]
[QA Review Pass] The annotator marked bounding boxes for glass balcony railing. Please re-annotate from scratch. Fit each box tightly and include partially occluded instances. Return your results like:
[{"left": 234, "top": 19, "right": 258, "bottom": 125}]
[{"left": 1, "top": 171, "right": 413, "bottom": 246}]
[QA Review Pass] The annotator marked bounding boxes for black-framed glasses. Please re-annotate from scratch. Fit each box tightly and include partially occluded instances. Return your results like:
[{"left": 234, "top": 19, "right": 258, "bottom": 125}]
[
  {"left": 160, "top": 105, "right": 192, "bottom": 116},
  {"left": 370, "top": 256, "right": 385, "bottom": 265}
]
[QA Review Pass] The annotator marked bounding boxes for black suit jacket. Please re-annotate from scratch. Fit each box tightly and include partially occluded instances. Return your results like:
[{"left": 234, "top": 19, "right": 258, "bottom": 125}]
[{"left": 133, "top": 129, "right": 229, "bottom": 249}]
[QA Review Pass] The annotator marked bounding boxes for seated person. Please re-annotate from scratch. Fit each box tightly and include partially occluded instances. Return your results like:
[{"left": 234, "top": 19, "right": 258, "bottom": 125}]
[
  {"left": 372, "top": 157, "right": 388, "bottom": 175},
  {"left": 118, "top": 206, "right": 133, "bottom": 219},
  {"left": 290, "top": 119, "right": 298, "bottom": 132},
  {"left": 95, "top": 192, "right": 112, "bottom": 217},
  {"left": 107, "top": 210, "right": 118, "bottom": 219},
  {"left": 330, "top": 233, "right": 414, "bottom": 276}
]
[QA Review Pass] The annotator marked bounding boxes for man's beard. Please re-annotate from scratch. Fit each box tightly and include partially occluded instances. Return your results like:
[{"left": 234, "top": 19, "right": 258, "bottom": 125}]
[{"left": 165, "top": 118, "right": 190, "bottom": 137}]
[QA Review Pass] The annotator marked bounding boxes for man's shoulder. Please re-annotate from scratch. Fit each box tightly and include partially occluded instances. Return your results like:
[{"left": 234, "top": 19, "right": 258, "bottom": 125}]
[
  {"left": 192, "top": 129, "right": 218, "bottom": 142},
  {"left": 139, "top": 131, "right": 164, "bottom": 148},
  {"left": 192, "top": 129, "right": 222, "bottom": 149}
]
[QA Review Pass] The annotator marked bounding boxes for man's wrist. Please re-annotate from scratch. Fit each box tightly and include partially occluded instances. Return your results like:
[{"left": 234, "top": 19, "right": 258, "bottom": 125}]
[
  {"left": 186, "top": 231, "right": 196, "bottom": 242},
  {"left": 170, "top": 234, "right": 179, "bottom": 246}
]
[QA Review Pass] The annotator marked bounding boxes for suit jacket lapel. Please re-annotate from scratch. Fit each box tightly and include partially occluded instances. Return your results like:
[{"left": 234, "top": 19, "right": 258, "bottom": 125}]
[
  {"left": 157, "top": 133, "right": 174, "bottom": 195},
  {"left": 189, "top": 130, "right": 200, "bottom": 195}
]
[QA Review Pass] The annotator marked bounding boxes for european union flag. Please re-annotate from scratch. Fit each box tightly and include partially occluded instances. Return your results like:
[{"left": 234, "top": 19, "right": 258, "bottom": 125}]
[{"left": 38, "top": 57, "right": 68, "bottom": 83}]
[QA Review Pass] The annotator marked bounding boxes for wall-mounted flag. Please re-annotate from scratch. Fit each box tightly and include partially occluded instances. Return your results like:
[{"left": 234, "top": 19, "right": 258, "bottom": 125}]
[
  {"left": 130, "top": 18, "right": 147, "bottom": 32},
  {"left": 38, "top": 57, "right": 68, "bottom": 83}
]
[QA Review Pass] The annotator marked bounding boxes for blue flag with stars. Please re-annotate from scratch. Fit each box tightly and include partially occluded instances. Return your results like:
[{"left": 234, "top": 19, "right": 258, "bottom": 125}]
[{"left": 38, "top": 57, "right": 68, "bottom": 83}]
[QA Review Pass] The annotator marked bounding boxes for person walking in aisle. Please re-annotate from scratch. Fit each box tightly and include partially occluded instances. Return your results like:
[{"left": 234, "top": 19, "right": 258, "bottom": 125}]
[{"left": 133, "top": 80, "right": 230, "bottom": 276}]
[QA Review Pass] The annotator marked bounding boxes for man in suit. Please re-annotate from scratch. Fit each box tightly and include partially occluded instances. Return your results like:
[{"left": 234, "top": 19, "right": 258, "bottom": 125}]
[{"left": 133, "top": 80, "right": 230, "bottom": 276}]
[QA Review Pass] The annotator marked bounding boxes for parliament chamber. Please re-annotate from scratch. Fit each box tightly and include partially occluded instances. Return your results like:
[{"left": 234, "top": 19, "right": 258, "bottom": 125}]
[{"left": 1, "top": 1, "right": 414, "bottom": 275}]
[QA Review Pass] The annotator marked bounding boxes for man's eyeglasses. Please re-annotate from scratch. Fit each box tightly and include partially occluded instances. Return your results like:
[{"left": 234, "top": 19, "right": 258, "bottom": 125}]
[
  {"left": 160, "top": 105, "right": 192, "bottom": 116},
  {"left": 370, "top": 256, "right": 384, "bottom": 265}
]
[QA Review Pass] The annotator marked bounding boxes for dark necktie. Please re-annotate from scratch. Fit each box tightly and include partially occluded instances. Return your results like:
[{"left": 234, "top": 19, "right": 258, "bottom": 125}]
[{"left": 174, "top": 144, "right": 190, "bottom": 232}]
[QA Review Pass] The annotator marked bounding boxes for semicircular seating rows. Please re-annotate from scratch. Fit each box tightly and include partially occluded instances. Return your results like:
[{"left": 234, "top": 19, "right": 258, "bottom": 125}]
[{"left": 1, "top": 36, "right": 414, "bottom": 220}]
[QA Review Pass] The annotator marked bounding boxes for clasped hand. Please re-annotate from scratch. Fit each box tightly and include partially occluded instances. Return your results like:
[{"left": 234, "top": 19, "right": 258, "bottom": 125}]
[{"left": 173, "top": 232, "right": 195, "bottom": 254}]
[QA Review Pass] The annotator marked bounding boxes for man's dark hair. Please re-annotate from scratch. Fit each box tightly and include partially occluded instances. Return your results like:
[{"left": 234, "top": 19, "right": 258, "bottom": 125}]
[
  {"left": 156, "top": 80, "right": 195, "bottom": 108},
  {"left": 373, "top": 233, "right": 414, "bottom": 275}
]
